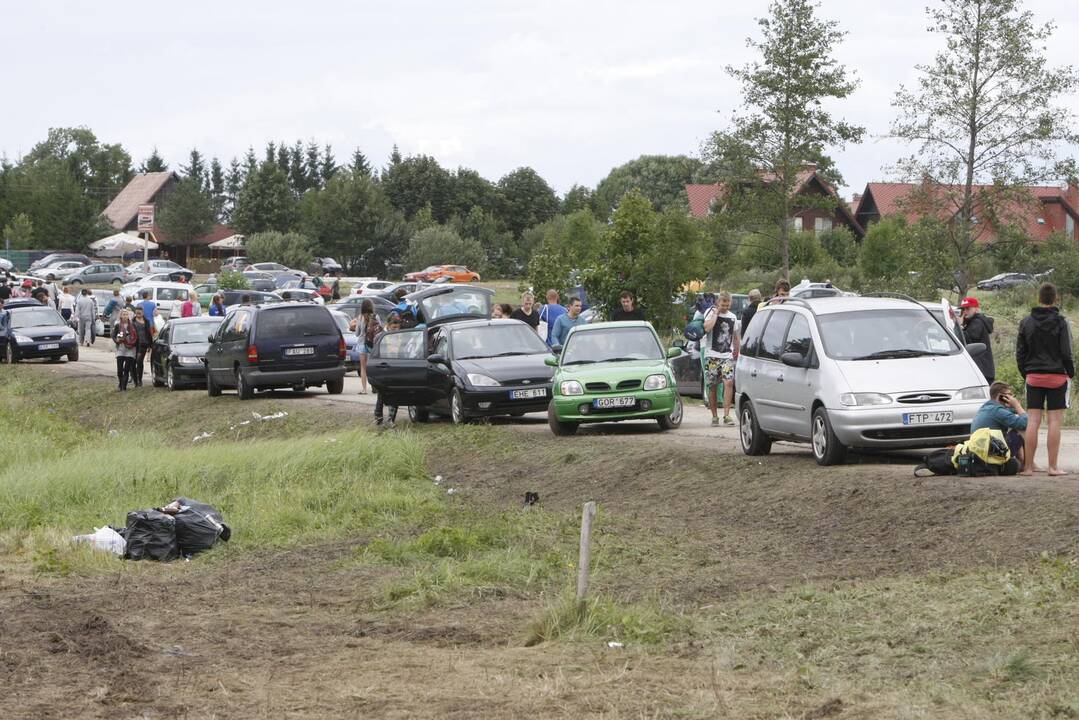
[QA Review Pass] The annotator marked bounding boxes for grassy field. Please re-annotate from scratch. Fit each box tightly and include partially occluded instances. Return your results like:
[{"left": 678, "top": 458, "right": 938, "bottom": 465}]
[{"left": 2, "top": 365, "right": 1079, "bottom": 717}]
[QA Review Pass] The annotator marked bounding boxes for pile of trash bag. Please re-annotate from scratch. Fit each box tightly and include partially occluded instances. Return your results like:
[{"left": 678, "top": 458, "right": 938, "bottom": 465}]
[{"left": 73, "top": 498, "right": 230, "bottom": 562}]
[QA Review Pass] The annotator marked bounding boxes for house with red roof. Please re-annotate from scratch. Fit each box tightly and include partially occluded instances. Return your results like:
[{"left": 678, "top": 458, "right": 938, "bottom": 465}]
[
  {"left": 685, "top": 163, "right": 865, "bottom": 240},
  {"left": 852, "top": 181, "right": 1079, "bottom": 244}
]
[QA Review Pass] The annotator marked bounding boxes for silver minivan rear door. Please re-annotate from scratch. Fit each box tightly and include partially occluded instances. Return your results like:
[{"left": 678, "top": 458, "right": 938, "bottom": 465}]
[{"left": 769, "top": 312, "right": 816, "bottom": 439}]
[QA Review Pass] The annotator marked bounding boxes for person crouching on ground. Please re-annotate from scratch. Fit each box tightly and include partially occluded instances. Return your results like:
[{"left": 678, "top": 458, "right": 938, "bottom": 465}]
[
  {"left": 373, "top": 314, "right": 402, "bottom": 428},
  {"left": 971, "top": 382, "right": 1028, "bottom": 467},
  {"left": 111, "top": 310, "right": 138, "bottom": 391},
  {"left": 1017, "top": 282, "right": 1074, "bottom": 476}
]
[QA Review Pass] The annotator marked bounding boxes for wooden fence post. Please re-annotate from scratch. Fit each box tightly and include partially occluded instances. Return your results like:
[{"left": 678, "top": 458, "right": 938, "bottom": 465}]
[{"left": 576, "top": 501, "right": 597, "bottom": 608}]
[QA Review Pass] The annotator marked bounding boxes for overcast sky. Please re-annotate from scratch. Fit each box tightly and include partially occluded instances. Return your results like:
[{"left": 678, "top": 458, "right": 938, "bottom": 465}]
[{"left": 3, "top": 0, "right": 1077, "bottom": 199}]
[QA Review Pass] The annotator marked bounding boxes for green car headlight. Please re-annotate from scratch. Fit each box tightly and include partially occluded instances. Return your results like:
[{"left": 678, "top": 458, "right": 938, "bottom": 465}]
[
  {"left": 560, "top": 380, "right": 584, "bottom": 396},
  {"left": 643, "top": 374, "right": 668, "bottom": 390}
]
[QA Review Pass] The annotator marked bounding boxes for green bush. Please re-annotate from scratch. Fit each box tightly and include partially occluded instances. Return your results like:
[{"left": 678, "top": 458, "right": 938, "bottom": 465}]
[{"left": 217, "top": 268, "right": 250, "bottom": 290}]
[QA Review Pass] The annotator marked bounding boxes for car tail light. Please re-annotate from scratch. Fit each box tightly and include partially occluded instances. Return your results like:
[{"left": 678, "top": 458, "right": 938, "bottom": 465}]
[
  {"left": 246, "top": 345, "right": 259, "bottom": 363},
  {"left": 338, "top": 336, "right": 347, "bottom": 360}
]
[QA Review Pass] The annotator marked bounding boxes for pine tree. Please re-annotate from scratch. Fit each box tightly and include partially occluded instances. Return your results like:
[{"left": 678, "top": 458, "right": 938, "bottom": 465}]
[
  {"left": 264, "top": 142, "right": 276, "bottom": 165},
  {"left": 209, "top": 157, "right": 226, "bottom": 220},
  {"left": 305, "top": 141, "right": 322, "bottom": 190},
  {"left": 224, "top": 157, "right": 243, "bottom": 223},
  {"left": 320, "top": 144, "right": 337, "bottom": 185},
  {"left": 288, "top": 141, "right": 307, "bottom": 194},
  {"left": 276, "top": 143, "right": 290, "bottom": 175},
  {"left": 351, "top": 150, "right": 372, "bottom": 177},
  {"left": 139, "top": 147, "right": 168, "bottom": 173},
  {"left": 181, "top": 149, "right": 208, "bottom": 190},
  {"left": 243, "top": 147, "right": 258, "bottom": 179}
]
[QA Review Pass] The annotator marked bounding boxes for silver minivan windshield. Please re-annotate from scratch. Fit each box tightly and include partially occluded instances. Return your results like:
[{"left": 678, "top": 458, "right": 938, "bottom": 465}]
[{"left": 817, "top": 309, "right": 960, "bottom": 361}]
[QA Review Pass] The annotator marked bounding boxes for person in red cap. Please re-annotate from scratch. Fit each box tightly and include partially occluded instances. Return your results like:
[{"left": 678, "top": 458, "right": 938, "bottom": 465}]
[{"left": 960, "top": 296, "right": 994, "bottom": 383}]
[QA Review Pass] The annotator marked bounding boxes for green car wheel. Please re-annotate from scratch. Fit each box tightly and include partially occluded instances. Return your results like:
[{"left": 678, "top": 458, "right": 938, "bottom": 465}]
[{"left": 548, "top": 401, "right": 578, "bottom": 436}]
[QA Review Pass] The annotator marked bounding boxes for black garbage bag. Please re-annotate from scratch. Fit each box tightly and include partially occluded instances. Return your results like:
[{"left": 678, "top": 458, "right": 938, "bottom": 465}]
[
  {"left": 172, "top": 498, "right": 231, "bottom": 555},
  {"left": 123, "top": 510, "right": 179, "bottom": 562}
]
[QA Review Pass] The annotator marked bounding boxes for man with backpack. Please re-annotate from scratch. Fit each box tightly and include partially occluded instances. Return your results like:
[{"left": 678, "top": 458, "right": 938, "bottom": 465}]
[{"left": 971, "top": 382, "right": 1028, "bottom": 467}]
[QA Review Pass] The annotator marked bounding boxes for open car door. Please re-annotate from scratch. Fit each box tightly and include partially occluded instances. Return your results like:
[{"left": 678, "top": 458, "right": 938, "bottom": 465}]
[{"left": 367, "top": 328, "right": 441, "bottom": 407}]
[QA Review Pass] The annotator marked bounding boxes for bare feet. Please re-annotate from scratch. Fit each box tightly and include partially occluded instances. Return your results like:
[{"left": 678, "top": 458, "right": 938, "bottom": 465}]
[
  {"left": 1019, "top": 470, "right": 1034, "bottom": 476},
  {"left": 1047, "top": 468, "right": 1069, "bottom": 476}
]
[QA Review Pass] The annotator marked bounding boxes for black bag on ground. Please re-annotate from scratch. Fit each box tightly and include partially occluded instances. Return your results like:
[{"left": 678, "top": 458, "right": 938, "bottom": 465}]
[
  {"left": 914, "top": 448, "right": 957, "bottom": 477},
  {"left": 123, "top": 510, "right": 179, "bottom": 561},
  {"left": 172, "top": 498, "right": 231, "bottom": 555}
]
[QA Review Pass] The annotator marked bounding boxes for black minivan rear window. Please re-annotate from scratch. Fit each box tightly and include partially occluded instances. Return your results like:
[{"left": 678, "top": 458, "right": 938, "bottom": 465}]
[{"left": 256, "top": 307, "right": 338, "bottom": 340}]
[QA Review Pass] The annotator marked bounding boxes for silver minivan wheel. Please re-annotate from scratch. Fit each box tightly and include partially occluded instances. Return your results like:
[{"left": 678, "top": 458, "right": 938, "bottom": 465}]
[{"left": 812, "top": 415, "right": 827, "bottom": 459}]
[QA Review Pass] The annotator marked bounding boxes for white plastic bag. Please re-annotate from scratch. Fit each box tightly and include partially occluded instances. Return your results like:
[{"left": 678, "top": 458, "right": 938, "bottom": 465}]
[
  {"left": 94, "top": 319, "right": 105, "bottom": 336},
  {"left": 72, "top": 526, "right": 126, "bottom": 556}
]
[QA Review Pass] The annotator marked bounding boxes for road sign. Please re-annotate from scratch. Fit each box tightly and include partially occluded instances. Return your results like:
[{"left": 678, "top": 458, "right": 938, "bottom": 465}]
[{"left": 137, "top": 205, "right": 155, "bottom": 231}]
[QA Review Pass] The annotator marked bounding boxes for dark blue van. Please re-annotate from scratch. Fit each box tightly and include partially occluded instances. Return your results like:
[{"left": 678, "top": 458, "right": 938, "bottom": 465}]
[{"left": 203, "top": 302, "right": 346, "bottom": 399}]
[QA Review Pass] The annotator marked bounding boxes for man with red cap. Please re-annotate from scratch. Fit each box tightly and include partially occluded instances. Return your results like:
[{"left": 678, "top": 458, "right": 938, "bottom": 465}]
[{"left": 960, "top": 296, "right": 994, "bottom": 383}]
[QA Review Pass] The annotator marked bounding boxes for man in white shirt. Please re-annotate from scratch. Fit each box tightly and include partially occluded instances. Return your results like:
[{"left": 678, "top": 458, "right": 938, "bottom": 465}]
[{"left": 702, "top": 291, "right": 741, "bottom": 427}]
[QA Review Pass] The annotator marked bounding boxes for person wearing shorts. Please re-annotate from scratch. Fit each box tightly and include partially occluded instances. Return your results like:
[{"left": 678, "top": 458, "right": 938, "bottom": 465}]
[
  {"left": 1016, "top": 283, "right": 1074, "bottom": 476},
  {"left": 702, "top": 291, "right": 740, "bottom": 427}
]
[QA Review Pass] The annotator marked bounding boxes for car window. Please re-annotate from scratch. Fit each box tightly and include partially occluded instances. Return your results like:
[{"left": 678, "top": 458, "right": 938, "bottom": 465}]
[
  {"left": 10, "top": 308, "right": 65, "bottom": 329},
  {"left": 173, "top": 321, "right": 221, "bottom": 344},
  {"left": 255, "top": 307, "right": 337, "bottom": 340},
  {"left": 451, "top": 324, "right": 549, "bottom": 359},
  {"left": 783, "top": 314, "right": 813, "bottom": 357},
  {"left": 817, "top": 309, "right": 961, "bottom": 360},
  {"left": 433, "top": 330, "right": 449, "bottom": 357},
  {"left": 740, "top": 308, "right": 768, "bottom": 358},
  {"left": 332, "top": 314, "right": 350, "bottom": 334},
  {"left": 379, "top": 329, "right": 426, "bottom": 360},
  {"left": 758, "top": 311, "right": 792, "bottom": 361},
  {"left": 417, "top": 289, "right": 492, "bottom": 322},
  {"left": 562, "top": 327, "right": 662, "bottom": 365}
]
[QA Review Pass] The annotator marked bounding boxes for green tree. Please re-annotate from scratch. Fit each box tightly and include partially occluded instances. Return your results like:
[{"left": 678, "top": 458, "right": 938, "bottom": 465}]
[
  {"left": 232, "top": 161, "right": 298, "bottom": 235},
  {"left": 891, "top": 0, "right": 1078, "bottom": 295},
  {"left": 642, "top": 208, "right": 709, "bottom": 334},
  {"left": 703, "top": 0, "right": 863, "bottom": 279},
  {"left": 208, "top": 158, "right": 226, "bottom": 219},
  {"left": 1036, "top": 232, "right": 1079, "bottom": 297},
  {"left": 320, "top": 145, "right": 338, "bottom": 185},
  {"left": 381, "top": 154, "right": 453, "bottom": 221},
  {"left": 496, "top": 167, "right": 559, "bottom": 239},
  {"left": 246, "top": 231, "right": 315, "bottom": 269},
  {"left": 350, "top": 150, "right": 372, "bottom": 178},
  {"left": 449, "top": 167, "right": 499, "bottom": 218},
  {"left": 561, "top": 184, "right": 596, "bottom": 215},
  {"left": 583, "top": 191, "right": 657, "bottom": 314},
  {"left": 526, "top": 211, "right": 607, "bottom": 298},
  {"left": 1, "top": 159, "right": 102, "bottom": 248},
  {"left": 224, "top": 158, "right": 243, "bottom": 222},
  {"left": 404, "top": 226, "right": 486, "bottom": 272},
  {"left": 859, "top": 217, "right": 909, "bottom": 279},
  {"left": 157, "top": 179, "right": 214, "bottom": 247},
  {"left": 217, "top": 269, "right": 250, "bottom": 290},
  {"left": 593, "top": 155, "right": 701, "bottom": 218},
  {"left": 23, "top": 127, "right": 133, "bottom": 209},
  {"left": 818, "top": 226, "right": 859, "bottom": 266},
  {"left": 449, "top": 206, "right": 515, "bottom": 274},
  {"left": 139, "top": 147, "right": 168, "bottom": 173},
  {"left": 299, "top": 170, "right": 405, "bottom": 273},
  {"left": 3, "top": 213, "right": 34, "bottom": 249},
  {"left": 181, "top": 149, "right": 208, "bottom": 191}
]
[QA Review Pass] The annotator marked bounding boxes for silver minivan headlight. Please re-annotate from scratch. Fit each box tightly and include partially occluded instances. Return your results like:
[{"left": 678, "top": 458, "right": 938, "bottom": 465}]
[
  {"left": 955, "top": 385, "right": 989, "bottom": 400},
  {"left": 839, "top": 392, "right": 892, "bottom": 406}
]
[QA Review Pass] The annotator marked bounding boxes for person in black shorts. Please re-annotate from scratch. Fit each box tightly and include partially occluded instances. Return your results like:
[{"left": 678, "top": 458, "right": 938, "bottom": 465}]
[{"left": 1016, "top": 282, "right": 1074, "bottom": 476}]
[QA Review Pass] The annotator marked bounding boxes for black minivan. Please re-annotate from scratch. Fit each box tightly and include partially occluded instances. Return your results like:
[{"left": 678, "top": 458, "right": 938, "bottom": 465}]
[{"left": 204, "top": 302, "right": 346, "bottom": 399}]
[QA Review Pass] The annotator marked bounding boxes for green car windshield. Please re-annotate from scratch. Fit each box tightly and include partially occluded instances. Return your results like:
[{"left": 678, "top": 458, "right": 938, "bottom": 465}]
[{"left": 562, "top": 327, "right": 663, "bottom": 365}]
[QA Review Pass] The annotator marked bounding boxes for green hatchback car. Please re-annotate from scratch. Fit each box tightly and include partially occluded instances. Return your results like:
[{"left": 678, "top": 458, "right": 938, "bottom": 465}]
[{"left": 545, "top": 321, "right": 684, "bottom": 435}]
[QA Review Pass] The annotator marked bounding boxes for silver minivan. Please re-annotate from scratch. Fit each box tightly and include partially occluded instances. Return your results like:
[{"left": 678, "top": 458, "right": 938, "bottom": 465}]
[{"left": 735, "top": 296, "right": 990, "bottom": 465}]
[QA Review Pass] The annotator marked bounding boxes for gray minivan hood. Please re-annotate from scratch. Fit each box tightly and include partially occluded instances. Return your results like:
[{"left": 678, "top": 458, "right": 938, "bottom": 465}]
[{"left": 836, "top": 355, "right": 984, "bottom": 394}]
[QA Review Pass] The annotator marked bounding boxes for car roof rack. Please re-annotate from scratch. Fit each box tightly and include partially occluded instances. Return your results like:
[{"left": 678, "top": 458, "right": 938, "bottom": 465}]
[{"left": 767, "top": 297, "right": 813, "bottom": 310}]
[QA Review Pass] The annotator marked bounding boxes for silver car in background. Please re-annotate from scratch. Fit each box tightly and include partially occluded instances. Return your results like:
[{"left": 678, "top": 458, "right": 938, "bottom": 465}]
[{"left": 735, "top": 296, "right": 990, "bottom": 465}]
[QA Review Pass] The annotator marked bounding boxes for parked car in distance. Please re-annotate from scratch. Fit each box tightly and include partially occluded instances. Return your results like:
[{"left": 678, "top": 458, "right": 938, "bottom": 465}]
[
  {"left": 243, "top": 262, "right": 304, "bottom": 280},
  {"left": 127, "top": 259, "right": 193, "bottom": 281},
  {"left": 546, "top": 322, "right": 683, "bottom": 435},
  {"left": 366, "top": 281, "right": 430, "bottom": 303},
  {"left": 120, "top": 282, "right": 198, "bottom": 320},
  {"left": 350, "top": 279, "right": 395, "bottom": 296},
  {"left": 241, "top": 272, "right": 278, "bottom": 292},
  {"left": 0, "top": 304, "right": 79, "bottom": 363},
  {"left": 150, "top": 316, "right": 224, "bottom": 390},
  {"left": 278, "top": 288, "right": 325, "bottom": 304},
  {"left": 976, "top": 272, "right": 1036, "bottom": 291},
  {"left": 790, "top": 280, "right": 849, "bottom": 299},
  {"left": 310, "top": 257, "right": 343, "bottom": 276},
  {"left": 63, "top": 263, "right": 128, "bottom": 286},
  {"left": 195, "top": 285, "right": 283, "bottom": 308},
  {"left": 219, "top": 256, "right": 248, "bottom": 271},
  {"left": 30, "top": 261, "right": 85, "bottom": 282},
  {"left": 735, "top": 296, "right": 990, "bottom": 466},
  {"left": 403, "top": 265, "right": 443, "bottom": 282},
  {"left": 29, "top": 253, "right": 90, "bottom": 271},
  {"left": 329, "top": 297, "right": 396, "bottom": 323},
  {"left": 205, "top": 302, "right": 346, "bottom": 399},
  {"left": 138, "top": 270, "right": 195, "bottom": 284},
  {"left": 404, "top": 265, "right": 480, "bottom": 283}
]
